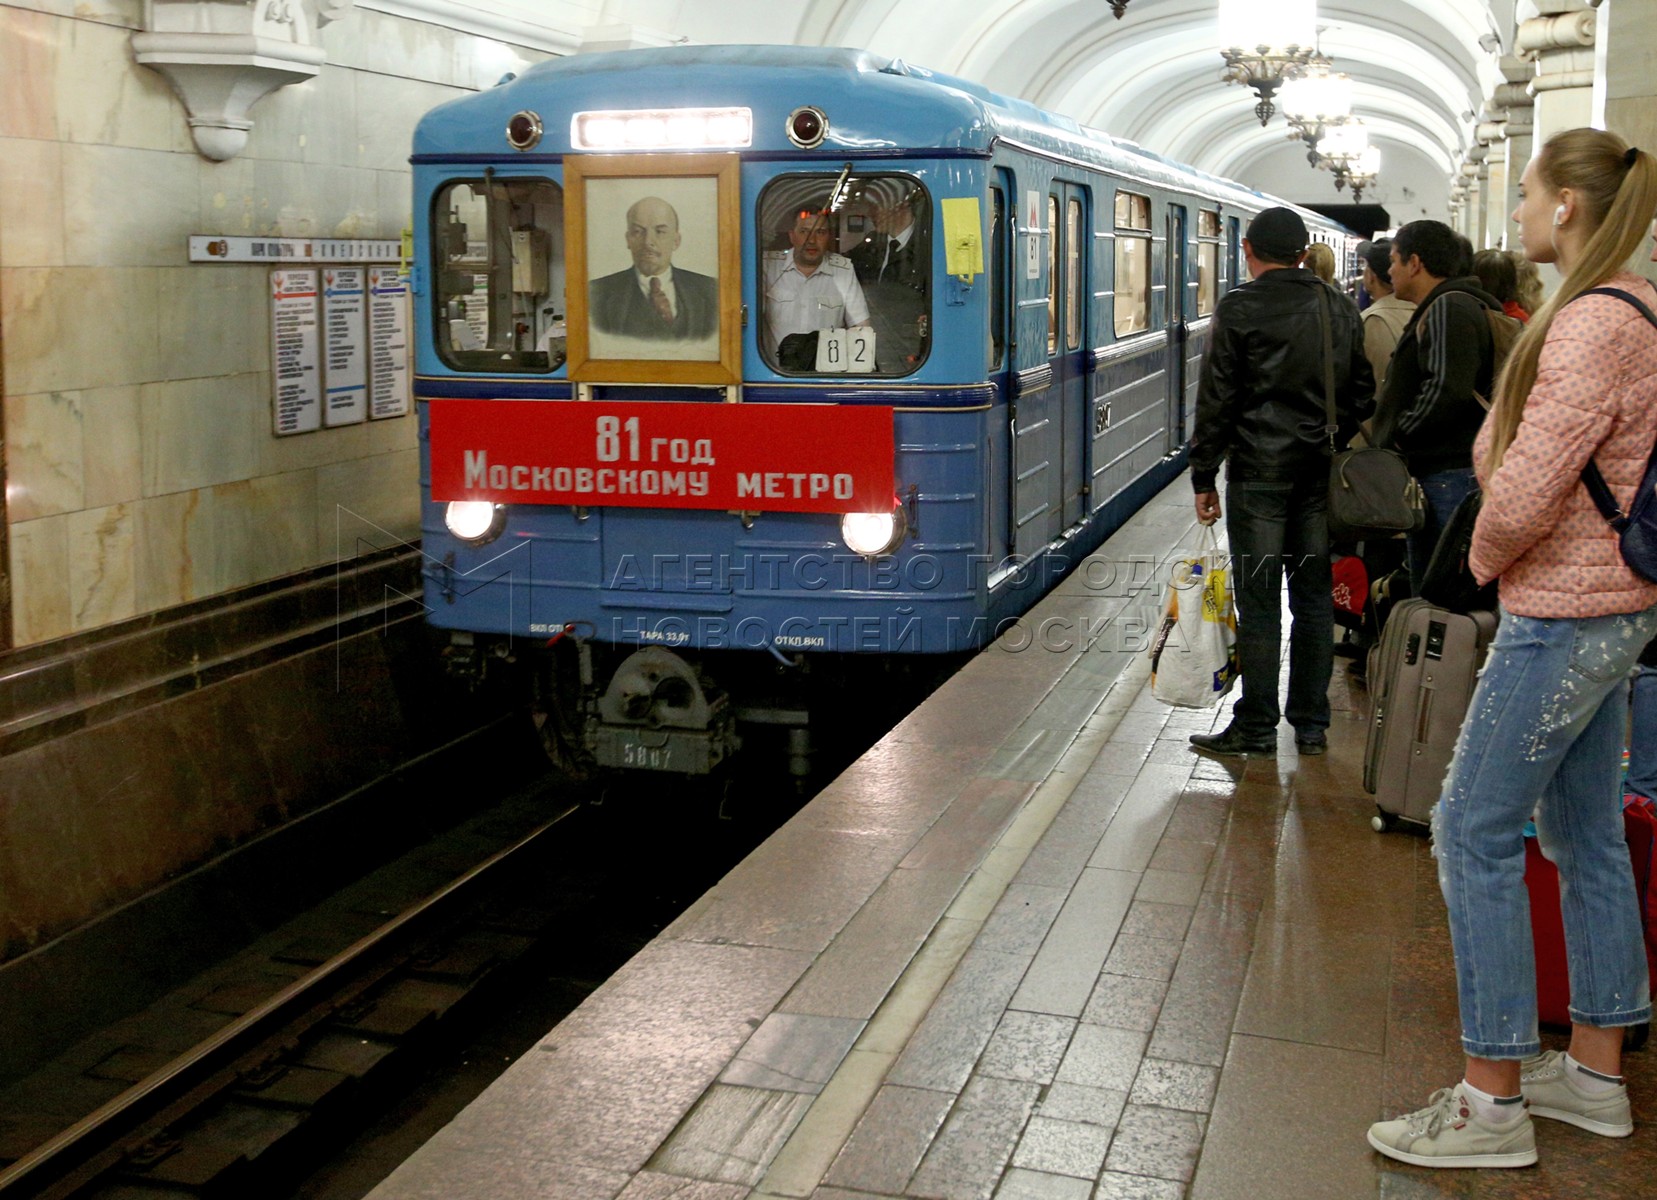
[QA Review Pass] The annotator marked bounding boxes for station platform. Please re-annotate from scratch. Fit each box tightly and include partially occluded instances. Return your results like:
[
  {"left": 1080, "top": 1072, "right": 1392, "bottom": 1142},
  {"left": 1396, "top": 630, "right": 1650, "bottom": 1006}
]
[{"left": 366, "top": 480, "right": 1656, "bottom": 1200}]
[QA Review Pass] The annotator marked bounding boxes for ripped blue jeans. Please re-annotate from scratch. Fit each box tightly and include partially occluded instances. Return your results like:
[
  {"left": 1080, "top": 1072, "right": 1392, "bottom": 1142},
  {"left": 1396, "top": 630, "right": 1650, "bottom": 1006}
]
[{"left": 1434, "top": 605, "right": 1657, "bottom": 1059}]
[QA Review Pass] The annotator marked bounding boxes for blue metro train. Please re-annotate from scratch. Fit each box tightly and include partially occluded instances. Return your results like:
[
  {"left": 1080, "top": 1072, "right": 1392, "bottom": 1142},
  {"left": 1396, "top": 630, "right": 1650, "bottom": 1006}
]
[{"left": 413, "top": 45, "right": 1357, "bottom": 776}]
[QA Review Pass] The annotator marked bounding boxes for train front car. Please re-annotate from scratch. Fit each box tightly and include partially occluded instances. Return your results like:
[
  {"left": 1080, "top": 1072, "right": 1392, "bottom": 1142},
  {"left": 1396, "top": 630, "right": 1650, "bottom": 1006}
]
[{"left": 414, "top": 47, "right": 1008, "bottom": 780}]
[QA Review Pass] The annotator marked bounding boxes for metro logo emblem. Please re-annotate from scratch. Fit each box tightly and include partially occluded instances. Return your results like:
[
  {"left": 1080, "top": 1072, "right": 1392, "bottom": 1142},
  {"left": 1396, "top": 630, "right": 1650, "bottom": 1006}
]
[{"left": 429, "top": 399, "right": 895, "bottom": 514}]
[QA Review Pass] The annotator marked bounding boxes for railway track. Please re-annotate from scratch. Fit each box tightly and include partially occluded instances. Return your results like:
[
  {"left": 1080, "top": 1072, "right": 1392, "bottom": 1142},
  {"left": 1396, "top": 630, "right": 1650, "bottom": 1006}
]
[{"left": 0, "top": 785, "right": 583, "bottom": 1200}]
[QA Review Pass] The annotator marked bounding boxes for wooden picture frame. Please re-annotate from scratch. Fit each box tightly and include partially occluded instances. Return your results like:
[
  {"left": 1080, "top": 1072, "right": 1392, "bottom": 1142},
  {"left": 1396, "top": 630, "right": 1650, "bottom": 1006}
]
[{"left": 565, "top": 153, "right": 741, "bottom": 385}]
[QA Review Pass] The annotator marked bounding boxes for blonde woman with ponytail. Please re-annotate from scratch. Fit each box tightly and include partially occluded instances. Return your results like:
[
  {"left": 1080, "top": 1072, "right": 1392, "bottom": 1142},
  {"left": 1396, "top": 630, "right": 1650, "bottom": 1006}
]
[{"left": 1370, "top": 128, "right": 1657, "bottom": 1171}]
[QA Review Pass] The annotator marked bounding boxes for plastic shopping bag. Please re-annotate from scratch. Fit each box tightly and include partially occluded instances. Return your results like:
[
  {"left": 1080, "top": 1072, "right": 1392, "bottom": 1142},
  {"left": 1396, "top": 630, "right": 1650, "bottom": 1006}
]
[{"left": 1149, "top": 523, "right": 1238, "bottom": 708}]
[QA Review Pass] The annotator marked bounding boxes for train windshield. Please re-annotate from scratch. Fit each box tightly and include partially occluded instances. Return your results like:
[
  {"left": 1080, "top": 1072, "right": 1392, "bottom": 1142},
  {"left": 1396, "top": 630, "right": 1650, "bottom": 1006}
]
[
  {"left": 433, "top": 177, "right": 565, "bottom": 373},
  {"left": 758, "top": 173, "right": 931, "bottom": 377}
]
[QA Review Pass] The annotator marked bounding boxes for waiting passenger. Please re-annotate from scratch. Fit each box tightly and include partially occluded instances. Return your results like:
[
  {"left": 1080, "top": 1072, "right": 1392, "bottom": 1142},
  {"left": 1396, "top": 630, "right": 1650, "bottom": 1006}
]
[
  {"left": 1303, "top": 242, "right": 1338, "bottom": 286},
  {"left": 1472, "top": 247, "right": 1530, "bottom": 323},
  {"left": 850, "top": 191, "right": 930, "bottom": 372},
  {"left": 1369, "top": 127, "right": 1657, "bottom": 1171},
  {"left": 1512, "top": 251, "right": 1545, "bottom": 316},
  {"left": 1370, "top": 220, "right": 1504, "bottom": 593},
  {"left": 1186, "top": 207, "right": 1374, "bottom": 758},
  {"left": 763, "top": 209, "right": 870, "bottom": 368},
  {"left": 1358, "top": 238, "right": 1415, "bottom": 391}
]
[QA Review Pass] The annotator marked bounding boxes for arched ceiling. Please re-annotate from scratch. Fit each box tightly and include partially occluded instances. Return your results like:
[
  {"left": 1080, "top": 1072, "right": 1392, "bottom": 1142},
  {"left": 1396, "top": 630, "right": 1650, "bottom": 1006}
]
[{"left": 413, "top": 0, "right": 1525, "bottom": 215}]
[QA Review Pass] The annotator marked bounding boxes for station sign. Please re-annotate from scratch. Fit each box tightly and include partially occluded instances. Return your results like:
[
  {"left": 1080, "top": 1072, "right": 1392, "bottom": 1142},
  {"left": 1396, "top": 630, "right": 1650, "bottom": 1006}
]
[{"left": 429, "top": 400, "right": 895, "bottom": 514}]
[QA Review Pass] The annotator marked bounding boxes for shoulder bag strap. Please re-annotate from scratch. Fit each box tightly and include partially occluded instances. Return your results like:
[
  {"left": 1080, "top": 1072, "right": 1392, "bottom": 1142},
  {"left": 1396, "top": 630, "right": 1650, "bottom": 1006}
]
[
  {"left": 1575, "top": 288, "right": 1657, "bottom": 529},
  {"left": 1318, "top": 285, "right": 1336, "bottom": 453}
]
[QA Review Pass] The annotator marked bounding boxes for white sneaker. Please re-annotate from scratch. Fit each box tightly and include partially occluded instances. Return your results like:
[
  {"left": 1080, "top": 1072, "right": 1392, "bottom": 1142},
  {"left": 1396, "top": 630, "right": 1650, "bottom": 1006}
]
[
  {"left": 1367, "top": 1083, "right": 1537, "bottom": 1169},
  {"left": 1521, "top": 1050, "right": 1633, "bottom": 1137}
]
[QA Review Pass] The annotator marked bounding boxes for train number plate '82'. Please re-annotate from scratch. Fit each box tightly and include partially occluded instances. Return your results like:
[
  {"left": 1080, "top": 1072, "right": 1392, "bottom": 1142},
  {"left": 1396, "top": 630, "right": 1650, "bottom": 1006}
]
[{"left": 429, "top": 399, "right": 895, "bottom": 514}]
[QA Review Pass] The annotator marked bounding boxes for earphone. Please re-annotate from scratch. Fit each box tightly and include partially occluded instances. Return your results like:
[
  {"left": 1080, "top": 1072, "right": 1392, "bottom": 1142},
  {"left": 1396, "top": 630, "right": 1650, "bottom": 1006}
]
[{"left": 1553, "top": 205, "right": 1567, "bottom": 226}]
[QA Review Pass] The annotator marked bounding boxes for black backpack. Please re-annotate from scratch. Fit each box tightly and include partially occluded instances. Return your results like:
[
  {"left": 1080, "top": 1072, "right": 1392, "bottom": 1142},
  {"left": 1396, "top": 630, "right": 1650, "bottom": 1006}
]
[{"left": 1576, "top": 287, "right": 1657, "bottom": 583}]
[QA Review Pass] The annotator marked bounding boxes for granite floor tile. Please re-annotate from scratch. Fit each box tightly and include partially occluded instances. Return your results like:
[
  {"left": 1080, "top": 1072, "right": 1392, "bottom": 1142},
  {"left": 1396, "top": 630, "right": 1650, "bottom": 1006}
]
[
  {"left": 721, "top": 1012, "right": 867, "bottom": 1094},
  {"left": 813, "top": 1189, "right": 903, "bottom": 1200},
  {"left": 1127, "top": 1058, "right": 1219, "bottom": 1114},
  {"left": 1232, "top": 918, "right": 1393, "bottom": 1054},
  {"left": 978, "top": 1010, "right": 1078, "bottom": 1084},
  {"left": 1134, "top": 870, "right": 1205, "bottom": 906},
  {"left": 1092, "top": 1172, "right": 1186, "bottom": 1199},
  {"left": 900, "top": 778, "right": 1039, "bottom": 874},
  {"left": 617, "top": 1171, "right": 752, "bottom": 1199},
  {"left": 778, "top": 865, "right": 965, "bottom": 1019},
  {"left": 1380, "top": 925, "right": 1464, "bottom": 1118},
  {"left": 978, "top": 884, "right": 1071, "bottom": 957},
  {"left": 366, "top": 1147, "right": 629, "bottom": 1199},
  {"left": 908, "top": 1075, "right": 1042, "bottom": 1200},
  {"left": 888, "top": 946, "right": 1033, "bottom": 1093},
  {"left": 1190, "top": 1035, "right": 1382, "bottom": 1200},
  {"left": 1119, "top": 901, "right": 1195, "bottom": 942},
  {"left": 798, "top": 741, "right": 996, "bottom": 834},
  {"left": 1010, "top": 1115, "right": 1113, "bottom": 1179},
  {"left": 1014, "top": 776, "right": 1132, "bottom": 889},
  {"left": 1010, "top": 868, "right": 1138, "bottom": 1017},
  {"left": 822, "top": 1084, "right": 955, "bottom": 1196},
  {"left": 1161, "top": 798, "right": 1230, "bottom": 845},
  {"left": 1053, "top": 1023, "right": 1149, "bottom": 1093},
  {"left": 649, "top": 1085, "right": 815, "bottom": 1186},
  {"left": 1145, "top": 838, "right": 1215, "bottom": 876},
  {"left": 1081, "top": 973, "right": 1167, "bottom": 1033},
  {"left": 1101, "top": 934, "right": 1183, "bottom": 982},
  {"left": 1036, "top": 1082, "right": 1128, "bottom": 1129},
  {"left": 1146, "top": 896, "right": 1260, "bottom": 1069},
  {"left": 994, "top": 1168, "right": 1095, "bottom": 1200},
  {"left": 1087, "top": 765, "right": 1194, "bottom": 873},
  {"left": 1103, "top": 1104, "right": 1205, "bottom": 1184}
]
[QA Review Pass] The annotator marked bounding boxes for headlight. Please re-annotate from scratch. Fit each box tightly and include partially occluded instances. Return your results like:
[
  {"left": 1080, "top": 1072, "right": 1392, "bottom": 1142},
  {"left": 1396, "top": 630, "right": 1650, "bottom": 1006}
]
[
  {"left": 841, "top": 504, "right": 907, "bottom": 556},
  {"left": 444, "top": 501, "right": 506, "bottom": 544}
]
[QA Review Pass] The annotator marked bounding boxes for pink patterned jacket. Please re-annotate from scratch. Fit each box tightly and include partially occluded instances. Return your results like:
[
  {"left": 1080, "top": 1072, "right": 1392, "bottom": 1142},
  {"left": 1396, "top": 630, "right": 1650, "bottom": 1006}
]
[{"left": 1470, "top": 270, "right": 1657, "bottom": 617}]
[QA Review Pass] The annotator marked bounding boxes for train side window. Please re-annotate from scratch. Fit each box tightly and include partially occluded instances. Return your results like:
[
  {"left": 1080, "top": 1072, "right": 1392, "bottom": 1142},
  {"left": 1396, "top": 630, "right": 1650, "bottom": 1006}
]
[
  {"left": 757, "top": 173, "right": 931, "bottom": 376},
  {"left": 1113, "top": 190, "right": 1151, "bottom": 337},
  {"left": 433, "top": 178, "right": 564, "bottom": 372},
  {"left": 1196, "top": 209, "right": 1220, "bottom": 316},
  {"left": 1046, "top": 194, "right": 1058, "bottom": 357},
  {"left": 989, "top": 186, "right": 1006, "bottom": 370},
  {"left": 1227, "top": 215, "right": 1241, "bottom": 287},
  {"left": 1065, "top": 197, "right": 1083, "bottom": 350}
]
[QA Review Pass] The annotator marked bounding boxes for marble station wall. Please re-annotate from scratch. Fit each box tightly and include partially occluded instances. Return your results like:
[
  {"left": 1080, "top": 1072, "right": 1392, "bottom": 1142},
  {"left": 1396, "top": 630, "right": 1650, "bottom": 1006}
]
[{"left": 0, "top": 0, "right": 551, "bottom": 646}]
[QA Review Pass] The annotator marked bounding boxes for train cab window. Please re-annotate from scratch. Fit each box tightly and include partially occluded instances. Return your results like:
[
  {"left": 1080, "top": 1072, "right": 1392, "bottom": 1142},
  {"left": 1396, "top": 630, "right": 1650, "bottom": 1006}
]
[
  {"left": 1113, "top": 191, "right": 1151, "bottom": 337},
  {"left": 433, "top": 178, "right": 564, "bottom": 372},
  {"left": 1046, "top": 195, "right": 1059, "bottom": 357},
  {"left": 989, "top": 186, "right": 1006, "bottom": 370},
  {"left": 1196, "top": 209, "right": 1221, "bottom": 316},
  {"left": 757, "top": 173, "right": 931, "bottom": 376}
]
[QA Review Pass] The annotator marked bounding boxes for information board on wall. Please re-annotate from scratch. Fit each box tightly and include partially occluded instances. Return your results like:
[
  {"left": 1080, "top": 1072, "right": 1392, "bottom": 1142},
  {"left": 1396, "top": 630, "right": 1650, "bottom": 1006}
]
[
  {"left": 322, "top": 267, "right": 367, "bottom": 426},
  {"left": 270, "top": 269, "right": 321, "bottom": 435},
  {"left": 368, "top": 267, "right": 410, "bottom": 419}
]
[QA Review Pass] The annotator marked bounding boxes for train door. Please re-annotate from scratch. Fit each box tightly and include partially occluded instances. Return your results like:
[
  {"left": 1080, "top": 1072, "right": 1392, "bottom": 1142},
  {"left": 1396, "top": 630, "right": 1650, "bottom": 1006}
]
[
  {"left": 1010, "top": 185, "right": 1061, "bottom": 560},
  {"left": 1054, "top": 184, "right": 1089, "bottom": 529},
  {"left": 1164, "top": 203, "right": 1188, "bottom": 454}
]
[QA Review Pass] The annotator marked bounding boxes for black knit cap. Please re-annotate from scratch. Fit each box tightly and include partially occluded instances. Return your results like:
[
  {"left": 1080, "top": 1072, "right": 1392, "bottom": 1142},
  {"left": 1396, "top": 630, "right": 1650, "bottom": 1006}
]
[
  {"left": 1246, "top": 207, "right": 1309, "bottom": 260},
  {"left": 1358, "top": 238, "right": 1393, "bottom": 277}
]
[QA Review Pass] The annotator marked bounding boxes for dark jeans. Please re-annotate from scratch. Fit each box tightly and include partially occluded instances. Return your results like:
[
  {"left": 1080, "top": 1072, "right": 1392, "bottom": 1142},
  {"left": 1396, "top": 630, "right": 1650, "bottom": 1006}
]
[
  {"left": 1407, "top": 466, "right": 1477, "bottom": 595},
  {"left": 1225, "top": 476, "right": 1333, "bottom": 738}
]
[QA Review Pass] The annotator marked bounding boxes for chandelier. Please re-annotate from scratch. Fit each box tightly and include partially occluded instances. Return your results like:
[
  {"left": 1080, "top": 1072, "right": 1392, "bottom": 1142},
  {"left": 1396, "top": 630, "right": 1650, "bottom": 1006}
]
[
  {"left": 1109, "top": 1, "right": 1131, "bottom": 16},
  {"left": 1281, "top": 61, "right": 1352, "bottom": 161},
  {"left": 1317, "top": 123, "right": 1380, "bottom": 201},
  {"left": 1343, "top": 145, "right": 1382, "bottom": 202},
  {"left": 1218, "top": 0, "right": 1318, "bottom": 125}
]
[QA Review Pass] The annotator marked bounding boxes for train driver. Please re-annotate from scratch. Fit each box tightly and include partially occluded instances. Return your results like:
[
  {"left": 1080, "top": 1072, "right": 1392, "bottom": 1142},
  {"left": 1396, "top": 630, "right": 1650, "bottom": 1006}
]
[{"left": 762, "top": 208, "right": 870, "bottom": 367}]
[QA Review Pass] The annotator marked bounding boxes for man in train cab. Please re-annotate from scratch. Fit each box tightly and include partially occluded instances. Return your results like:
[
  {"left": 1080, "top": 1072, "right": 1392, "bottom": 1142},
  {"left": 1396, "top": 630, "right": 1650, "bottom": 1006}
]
[
  {"left": 763, "top": 208, "right": 871, "bottom": 369},
  {"left": 589, "top": 196, "right": 719, "bottom": 340},
  {"left": 850, "top": 190, "right": 931, "bottom": 372},
  {"left": 1370, "top": 219, "right": 1506, "bottom": 593},
  {"left": 1188, "top": 207, "right": 1375, "bottom": 758}
]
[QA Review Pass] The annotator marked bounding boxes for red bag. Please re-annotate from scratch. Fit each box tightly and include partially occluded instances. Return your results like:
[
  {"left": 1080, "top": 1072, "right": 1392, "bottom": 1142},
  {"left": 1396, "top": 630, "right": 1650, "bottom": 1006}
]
[
  {"left": 1331, "top": 553, "right": 1368, "bottom": 630},
  {"left": 1525, "top": 796, "right": 1657, "bottom": 1031}
]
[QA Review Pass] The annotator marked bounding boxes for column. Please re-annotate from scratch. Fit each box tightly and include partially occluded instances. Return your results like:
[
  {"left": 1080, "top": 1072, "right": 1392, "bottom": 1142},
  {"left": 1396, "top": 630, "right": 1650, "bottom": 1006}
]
[
  {"left": 1495, "top": 69, "right": 1536, "bottom": 248},
  {"left": 1599, "top": 0, "right": 1657, "bottom": 286},
  {"left": 1520, "top": 1, "right": 1597, "bottom": 145}
]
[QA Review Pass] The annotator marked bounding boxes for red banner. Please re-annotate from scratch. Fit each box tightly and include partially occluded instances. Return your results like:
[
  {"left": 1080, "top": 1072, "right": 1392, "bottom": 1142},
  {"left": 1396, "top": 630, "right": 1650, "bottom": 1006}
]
[{"left": 428, "top": 399, "right": 895, "bottom": 513}]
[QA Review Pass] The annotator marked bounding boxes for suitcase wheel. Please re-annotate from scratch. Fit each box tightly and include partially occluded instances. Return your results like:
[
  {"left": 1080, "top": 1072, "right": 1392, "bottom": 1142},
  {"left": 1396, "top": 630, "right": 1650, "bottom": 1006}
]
[{"left": 1372, "top": 807, "right": 1398, "bottom": 834}]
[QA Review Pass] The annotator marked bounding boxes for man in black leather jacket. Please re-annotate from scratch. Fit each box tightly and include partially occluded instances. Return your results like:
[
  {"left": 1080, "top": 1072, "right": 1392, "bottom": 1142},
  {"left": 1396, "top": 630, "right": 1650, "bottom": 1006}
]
[{"left": 1188, "top": 208, "right": 1375, "bottom": 757}]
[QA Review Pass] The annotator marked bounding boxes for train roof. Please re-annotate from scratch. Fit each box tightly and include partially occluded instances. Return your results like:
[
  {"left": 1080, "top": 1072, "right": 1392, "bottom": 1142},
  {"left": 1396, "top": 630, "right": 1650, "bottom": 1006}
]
[{"left": 412, "top": 44, "right": 1343, "bottom": 236}]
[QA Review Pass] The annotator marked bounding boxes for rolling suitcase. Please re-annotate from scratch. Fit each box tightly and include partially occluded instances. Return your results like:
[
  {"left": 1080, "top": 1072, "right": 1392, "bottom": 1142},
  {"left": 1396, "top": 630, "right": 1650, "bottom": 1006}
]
[{"left": 1367, "top": 602, "right": 1497, "bottom": 832}]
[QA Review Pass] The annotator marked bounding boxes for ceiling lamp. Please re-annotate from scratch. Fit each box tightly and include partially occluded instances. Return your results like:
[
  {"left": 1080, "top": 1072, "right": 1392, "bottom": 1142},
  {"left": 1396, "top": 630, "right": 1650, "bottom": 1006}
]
[
  {"left": 1109, "top": 1, "right": 1131, "bottom": 16},
  {"left": 1344, "top": 145, "right": 1382, "bottom": 202},
  {"left": 1281, "top": 61, "right": 1352, "bottom": 163},
  {"left": 1218, "top": 0, "right": 1319, "bottom": 125}
]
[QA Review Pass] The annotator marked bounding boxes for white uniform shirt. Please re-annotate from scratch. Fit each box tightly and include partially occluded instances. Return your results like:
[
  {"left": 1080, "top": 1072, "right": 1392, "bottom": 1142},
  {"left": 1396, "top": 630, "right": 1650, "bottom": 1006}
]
[{"left": 762, "top": 251, "right": 870, "bottom": 351}]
